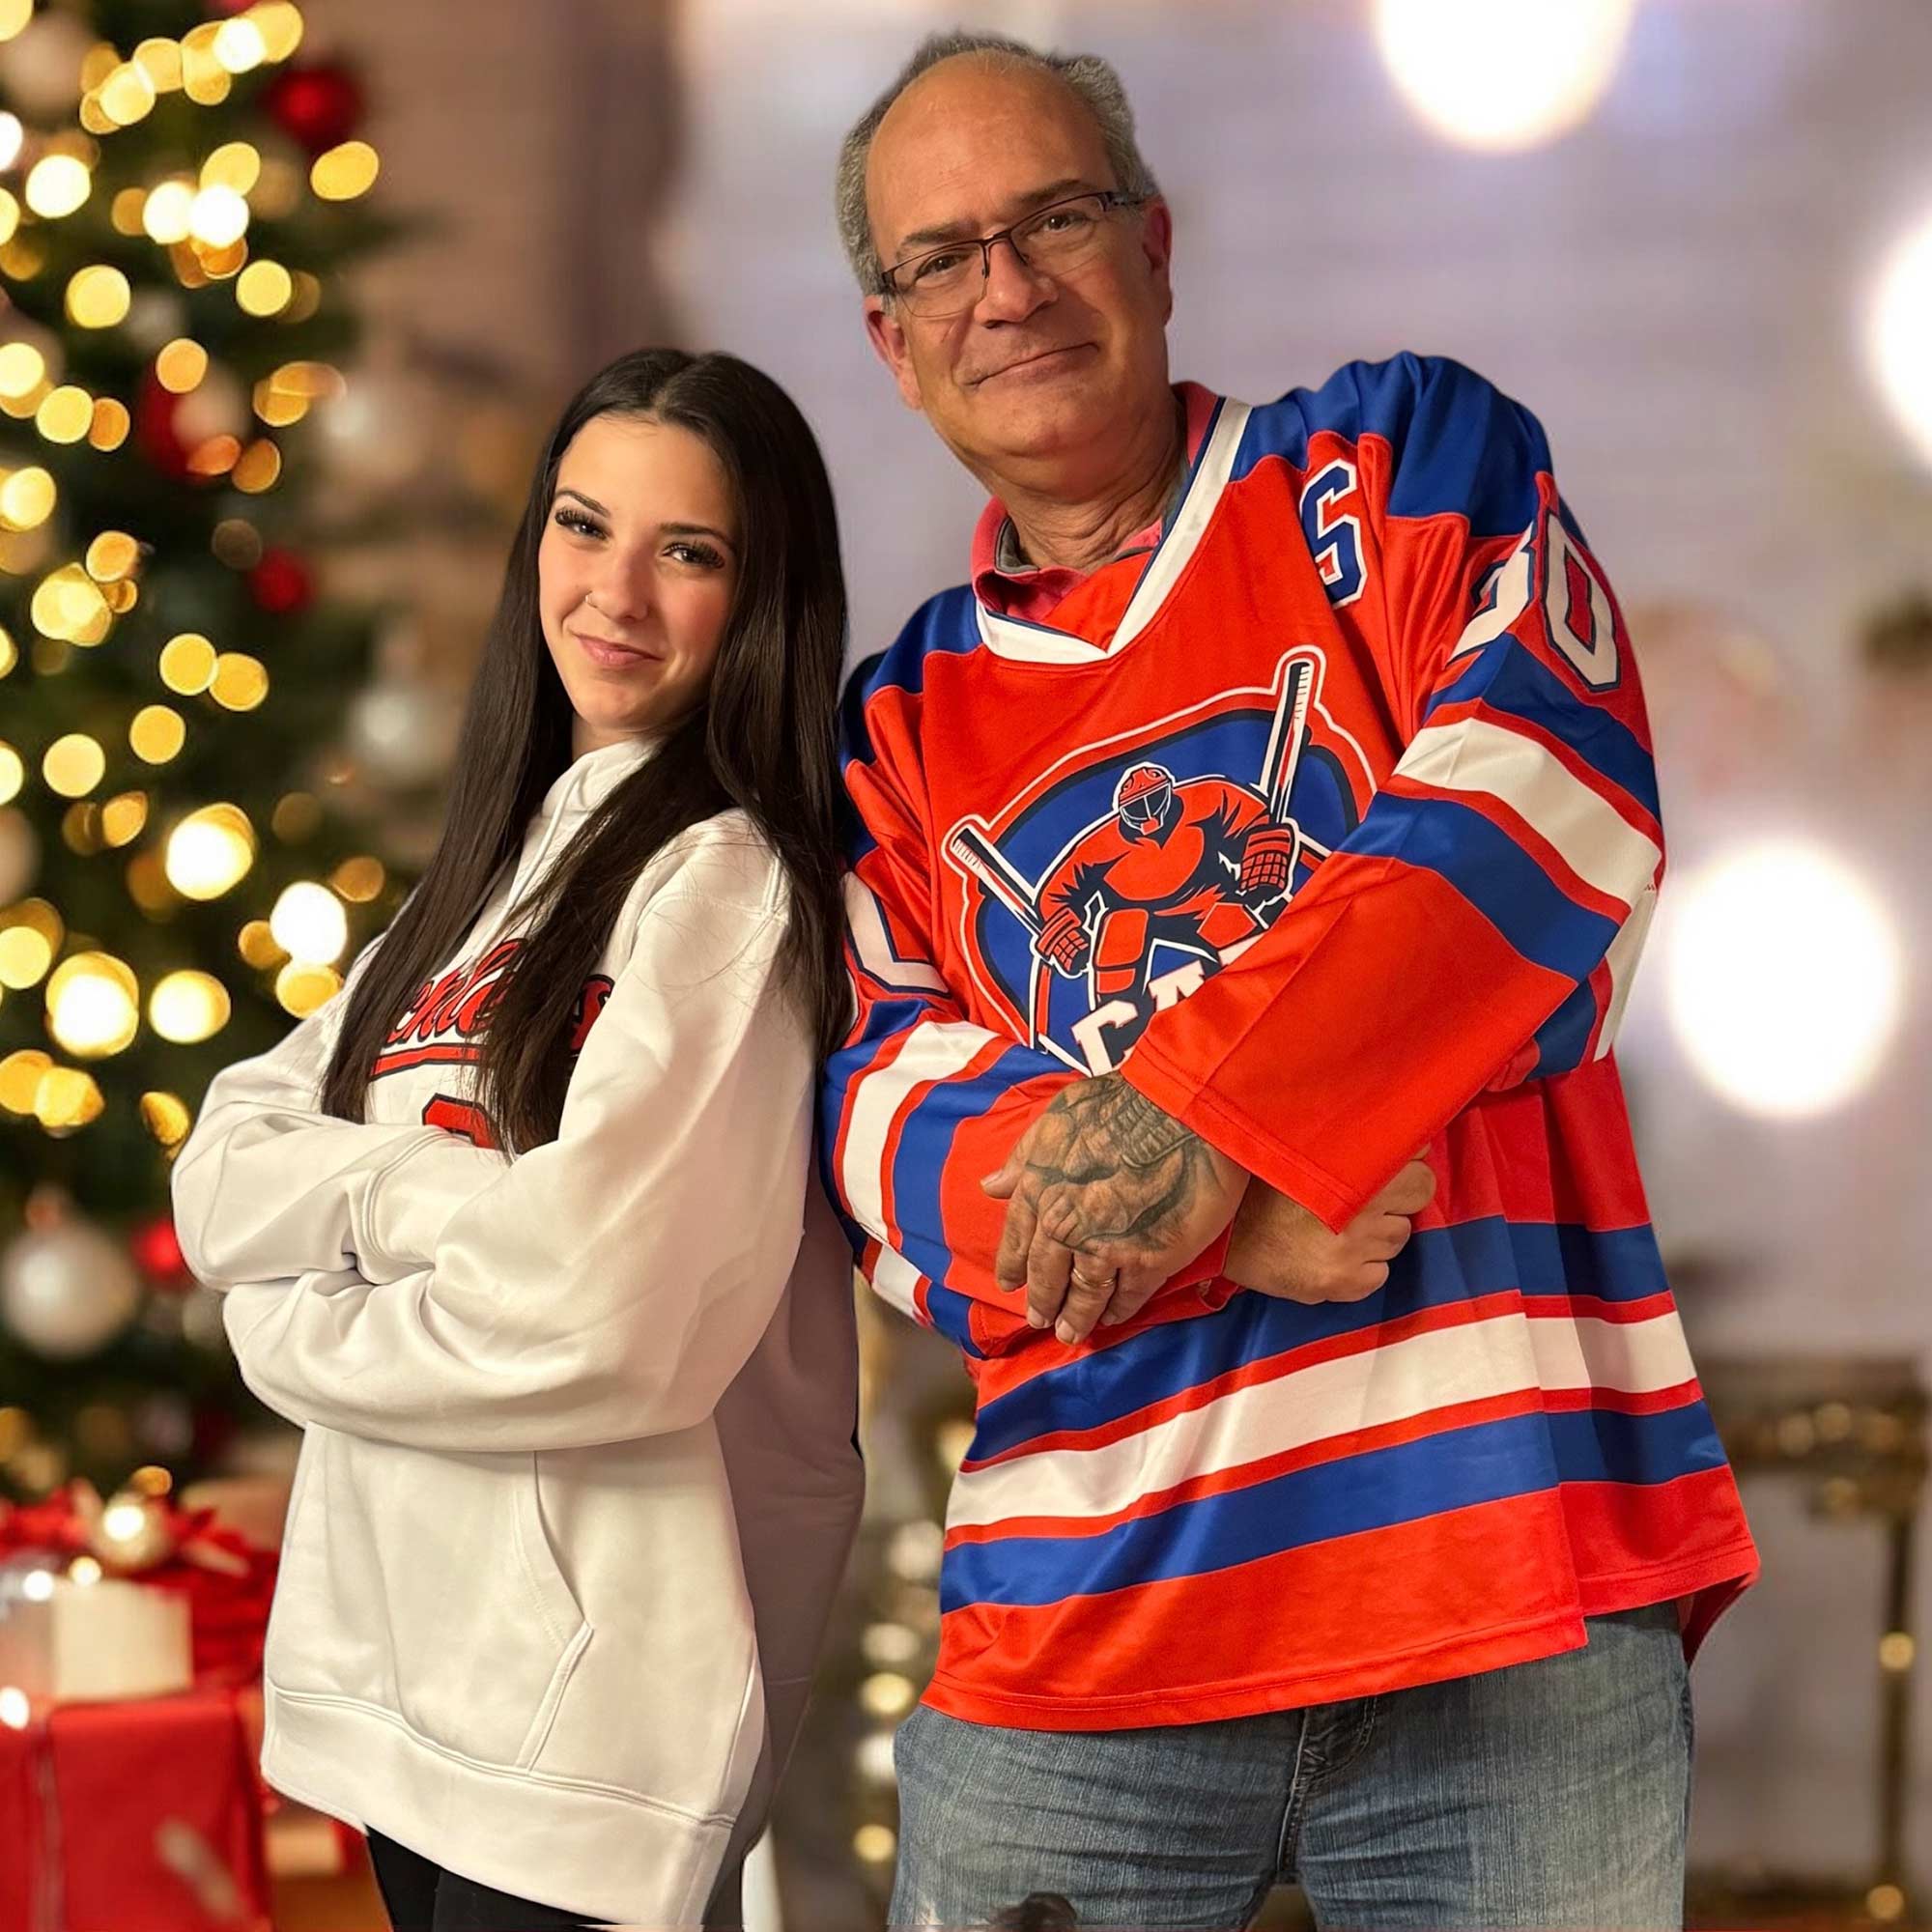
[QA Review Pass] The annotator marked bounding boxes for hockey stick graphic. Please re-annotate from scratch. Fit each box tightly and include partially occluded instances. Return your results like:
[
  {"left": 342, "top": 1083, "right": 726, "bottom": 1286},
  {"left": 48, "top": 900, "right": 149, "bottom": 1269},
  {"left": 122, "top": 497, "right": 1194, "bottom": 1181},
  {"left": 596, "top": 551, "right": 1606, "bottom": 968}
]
[
  {"left": 1261, "top": 655, "right": 1314, "bottom": 826},
  {"left": 946, "top": 820, "right": 1057, "bottom": 1042},
  {"left": 947, "top": 821, "right": 1045, "bottom": 937}
]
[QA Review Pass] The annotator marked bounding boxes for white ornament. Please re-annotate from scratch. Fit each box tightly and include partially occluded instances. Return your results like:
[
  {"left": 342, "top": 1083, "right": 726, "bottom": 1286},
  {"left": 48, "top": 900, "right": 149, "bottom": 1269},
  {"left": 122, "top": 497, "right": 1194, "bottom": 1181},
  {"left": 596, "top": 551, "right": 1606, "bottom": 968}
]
[
  {"left": 1, "top": 1218, "right": 142, "bottom": 1359},
  {"left": 347, "top": 677, "right": 459, "bottom": 787},
  {"left": 122, "top": 289, "right": 188, "bottom": 355}
]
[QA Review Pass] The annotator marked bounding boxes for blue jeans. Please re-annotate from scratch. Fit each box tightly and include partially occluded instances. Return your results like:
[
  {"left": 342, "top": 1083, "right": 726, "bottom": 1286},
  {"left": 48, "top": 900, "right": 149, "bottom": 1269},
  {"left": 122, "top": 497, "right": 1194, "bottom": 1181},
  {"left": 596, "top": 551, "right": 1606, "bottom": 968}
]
[{"left": 890, "top": 1604, "right": 1693, "bottom": 1930}]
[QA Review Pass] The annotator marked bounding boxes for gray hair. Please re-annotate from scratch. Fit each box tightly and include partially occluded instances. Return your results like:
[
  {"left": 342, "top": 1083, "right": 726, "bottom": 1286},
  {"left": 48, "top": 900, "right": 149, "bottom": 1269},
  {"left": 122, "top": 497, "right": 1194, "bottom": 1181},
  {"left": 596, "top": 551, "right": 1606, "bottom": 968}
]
[{"left": 834, "top": 29, "right": 1161, "bottom": 295}]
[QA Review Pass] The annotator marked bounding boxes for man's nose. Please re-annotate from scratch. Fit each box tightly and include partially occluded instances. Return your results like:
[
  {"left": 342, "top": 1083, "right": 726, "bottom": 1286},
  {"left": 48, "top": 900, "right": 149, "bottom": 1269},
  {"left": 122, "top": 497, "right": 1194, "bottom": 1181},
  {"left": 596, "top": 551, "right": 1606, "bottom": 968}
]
[{"left": 974, "top": 234, "right": 1056, "bottom": 324}]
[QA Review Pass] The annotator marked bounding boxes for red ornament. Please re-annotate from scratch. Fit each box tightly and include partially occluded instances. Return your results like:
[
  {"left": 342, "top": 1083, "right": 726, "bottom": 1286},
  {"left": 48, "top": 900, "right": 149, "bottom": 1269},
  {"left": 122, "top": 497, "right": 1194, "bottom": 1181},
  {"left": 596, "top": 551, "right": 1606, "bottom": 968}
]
[
  {"left": 248, "top": 547, "right": 313, "bottom": 615},
  {"left": 261, "top": 63, "right": 366, "bottom": 157},
  {"left": 129, "top": 1214, "right": 189, "bottom": 1288},
  {"left": 132, "top": 371, "right": 192, "bottom": 480}
]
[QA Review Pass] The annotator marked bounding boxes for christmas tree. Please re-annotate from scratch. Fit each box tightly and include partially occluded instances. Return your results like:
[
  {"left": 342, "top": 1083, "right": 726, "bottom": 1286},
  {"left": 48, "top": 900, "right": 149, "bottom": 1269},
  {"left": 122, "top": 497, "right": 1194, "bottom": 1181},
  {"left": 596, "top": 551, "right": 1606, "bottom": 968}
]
[{"left": 0, "top": 0, "right": 400, "bottom": 1502}]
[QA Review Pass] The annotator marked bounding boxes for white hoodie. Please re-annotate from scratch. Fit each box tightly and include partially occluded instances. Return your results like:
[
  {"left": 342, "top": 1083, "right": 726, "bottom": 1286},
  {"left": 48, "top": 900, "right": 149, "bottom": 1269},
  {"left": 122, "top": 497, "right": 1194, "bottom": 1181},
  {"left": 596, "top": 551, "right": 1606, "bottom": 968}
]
[{"left": 171, "top": 737, "right": 864, "bottom": 1928}]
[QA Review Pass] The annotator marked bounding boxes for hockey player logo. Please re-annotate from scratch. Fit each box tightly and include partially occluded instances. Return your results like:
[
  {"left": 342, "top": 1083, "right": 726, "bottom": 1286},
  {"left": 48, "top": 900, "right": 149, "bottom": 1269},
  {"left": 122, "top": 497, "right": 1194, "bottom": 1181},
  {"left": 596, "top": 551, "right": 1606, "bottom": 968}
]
[{"left": 947, "top": 652, "right": 1361, "bottom": 1075}]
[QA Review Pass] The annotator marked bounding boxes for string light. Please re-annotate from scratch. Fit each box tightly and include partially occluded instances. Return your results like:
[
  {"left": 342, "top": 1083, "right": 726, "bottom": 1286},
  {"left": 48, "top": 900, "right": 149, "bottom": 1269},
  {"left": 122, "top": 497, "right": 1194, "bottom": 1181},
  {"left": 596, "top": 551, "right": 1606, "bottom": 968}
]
[
  {"left": 311, "top": 142, "right": 379, "bottom": 202},
  {"left": 65, "top": 264, "right": 131, "bottom": 329},
  {"left": 34, "top": 1064, "right": 103, "bottom": 1133},
  {"left": 24, "top": 156, "right": 91, "bottom": 220},
  {"left": 0, "top": 925, "right": 52, "bottom": 990},
  {"left": 139, "top": 1091, "right": 191, "bottom": 1147},
  {"left": 99, "top": 791, "right": 148, "bottom": 845},
  {"left": 36, "top": 386, "right": 94, "bottom": 444},
  {"left": 209, "top": 650, "right": 269, "bottom": 709},
  {"left": 270, "top": 881, "right": 347, "bottom": 964},
  {"left": 45, "top": 952, "right": 140, "bottom": 1058},
  {"left": 87, "top": 398, "right": 130, "bottom": 452},
  {"left": 236, "top": 261, "right": 292, "bottom": 318},
  {"left": 181, "top": 25, "right": 234, "bottom": 108},
  {"left": 275, "top": 960, "right": 341, "bottom": 1016},
  {"left": 0, "top": 112, "right": 20, "bottom": 169},
  {"left": 201, "top": 141, "right": 261, "bottom": 195},
  {"left": 142, "top": 181, "right": 195, "bottom": 246},
  {"left": 128, "top": 704, "right": 186, "bottom": 764},
  {"left": 0, "top": 467, "right": 57, "bottom": 529},
  {"left": 149, "top": 969, "right": 231, "bottom": 1043},
  {"left": 213, "top": 18, "right": 268, "bottom": 72},
  {"left": 133, "top": 39, "right": 184, "bottom": 92},
  {"left": 232, "top": 439, "right": 281, "bottom": 493},
  {"left": 247, "top": 3, "right": 305, "bottom": 62},
  {"left": 0, "top": 1050, "right": 51, "bottom": 1110},
  {"left": 84, "top": 531, "right": 140, "bottom": 582},
  {"left": 156, "top": 338, "right": 208, "bottom": 392},
  {"left": 42, "top": 733, "right": 105, "bottom": 798},
  {"left": 158, "top": 633, "right": 216, "bottom": 694},
  {"left": 237, "top": 920, "right": 286, "bottom": 969},
  {"left": 0, "top": 343, "right": 44, "bottom": 402},
  {"left": 164, "top": 803, "right": 256, "bottom": 897},
  {"left": 0, "top": 746, "right": 17, "bottom": 805},
  {"left": 187, "top": 185, "right": 248, "bottom": 248},
  {"left": 97, "top": 62, "right": 158, "bottom": 128},
  {"left": 330, "top": 856, "right": 385, "bottom": 902}
]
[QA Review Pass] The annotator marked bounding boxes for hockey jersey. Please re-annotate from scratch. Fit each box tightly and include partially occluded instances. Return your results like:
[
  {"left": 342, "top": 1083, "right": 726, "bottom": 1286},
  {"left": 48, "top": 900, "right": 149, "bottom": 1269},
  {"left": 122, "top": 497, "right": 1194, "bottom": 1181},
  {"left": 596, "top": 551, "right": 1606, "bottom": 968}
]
[{"left": 824, "top": 354, "right": 1758, "bottom": 1731}]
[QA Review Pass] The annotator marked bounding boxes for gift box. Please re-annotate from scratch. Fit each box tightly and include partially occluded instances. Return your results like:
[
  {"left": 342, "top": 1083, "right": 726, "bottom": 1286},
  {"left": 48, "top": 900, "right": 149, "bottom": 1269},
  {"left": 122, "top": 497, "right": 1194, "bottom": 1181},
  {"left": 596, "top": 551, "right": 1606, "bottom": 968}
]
[
  {"left": 0, "top": 1568, "right": 193, "bottom": 1703},
  {"left": 0, "top": 1682, "right": 271, "bottom": 1932}
]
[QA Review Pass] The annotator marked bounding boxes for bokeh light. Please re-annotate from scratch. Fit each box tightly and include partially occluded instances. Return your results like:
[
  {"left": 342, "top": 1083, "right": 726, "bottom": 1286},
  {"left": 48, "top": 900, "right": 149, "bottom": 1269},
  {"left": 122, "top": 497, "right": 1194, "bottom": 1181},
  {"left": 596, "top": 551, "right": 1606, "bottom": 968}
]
[
  {"left": 1373, "top": 0, "right": 1636, "bottom": 152},
  {"left": 1664, "top": 839, "right": 1906, "bottom": 1119},
  {"left": 163, "top": 803, "right": 255, "bottom": 898},
  {"left": 149, "top": 969, "right": 232, "bottom": 1043},
  {"left": 45, "top": 952, "right": 140, "bottom": 1058},
  {"left": 1869, "top": 208, "right": 1932, "bottom": 469},
  {"left": 270, "top": 880, "right": 347, "bottom": 964},
  {"left": 24, "top": 156, "right": 91, "bottom": 220},
  {"left": 128, "top": 703, "right": 186, "bottom": 764}
]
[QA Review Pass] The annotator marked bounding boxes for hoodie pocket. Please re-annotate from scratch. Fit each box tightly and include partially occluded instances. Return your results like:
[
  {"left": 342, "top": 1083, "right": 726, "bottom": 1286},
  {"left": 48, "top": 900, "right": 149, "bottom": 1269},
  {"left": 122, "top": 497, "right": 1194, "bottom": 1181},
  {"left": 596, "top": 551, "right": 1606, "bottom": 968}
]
[{"left": 268, "top": 1428, "right": 590, "bottom": 1771}]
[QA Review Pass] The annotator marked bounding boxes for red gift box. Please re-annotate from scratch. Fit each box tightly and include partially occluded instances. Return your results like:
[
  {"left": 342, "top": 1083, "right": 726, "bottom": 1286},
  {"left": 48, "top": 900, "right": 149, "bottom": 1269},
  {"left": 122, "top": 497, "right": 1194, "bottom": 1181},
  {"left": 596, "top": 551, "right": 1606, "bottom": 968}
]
[{"left": 0, "top": 1683, "right": 271, "bottom": 1932}]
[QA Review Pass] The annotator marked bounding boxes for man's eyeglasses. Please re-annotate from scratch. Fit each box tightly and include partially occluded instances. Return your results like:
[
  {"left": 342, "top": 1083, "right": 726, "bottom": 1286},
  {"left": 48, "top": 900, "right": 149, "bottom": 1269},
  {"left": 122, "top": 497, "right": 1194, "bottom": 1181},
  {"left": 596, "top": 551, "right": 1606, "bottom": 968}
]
[{"left": 878, "top": 190, "right": 1149, "bottom": 320}]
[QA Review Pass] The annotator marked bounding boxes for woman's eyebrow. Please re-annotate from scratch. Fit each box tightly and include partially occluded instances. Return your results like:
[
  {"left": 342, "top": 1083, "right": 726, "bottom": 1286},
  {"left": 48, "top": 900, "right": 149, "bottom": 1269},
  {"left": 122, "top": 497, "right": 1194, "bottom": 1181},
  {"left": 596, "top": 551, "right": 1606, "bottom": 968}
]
[
  {"left": 555, "top": 486, "right": 609, "bottom": 516},
  {"left": 661, "top": 521, "right": 736, "bottom": 549}
]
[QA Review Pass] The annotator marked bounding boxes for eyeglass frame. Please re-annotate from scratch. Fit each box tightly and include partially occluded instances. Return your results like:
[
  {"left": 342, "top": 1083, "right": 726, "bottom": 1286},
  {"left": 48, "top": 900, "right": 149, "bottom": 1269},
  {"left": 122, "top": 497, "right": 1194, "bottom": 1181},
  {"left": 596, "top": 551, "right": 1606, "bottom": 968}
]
[{"left": 875, "top": 189, "right": 1152, "bottom": 315}]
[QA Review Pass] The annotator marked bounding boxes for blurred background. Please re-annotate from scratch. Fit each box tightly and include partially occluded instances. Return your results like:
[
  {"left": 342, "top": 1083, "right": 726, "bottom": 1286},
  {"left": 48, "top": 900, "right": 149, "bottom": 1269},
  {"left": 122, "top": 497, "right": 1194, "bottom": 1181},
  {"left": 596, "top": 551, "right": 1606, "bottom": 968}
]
[{"left": 0, "top": 0, "right": 1927, "bottom": 1927}]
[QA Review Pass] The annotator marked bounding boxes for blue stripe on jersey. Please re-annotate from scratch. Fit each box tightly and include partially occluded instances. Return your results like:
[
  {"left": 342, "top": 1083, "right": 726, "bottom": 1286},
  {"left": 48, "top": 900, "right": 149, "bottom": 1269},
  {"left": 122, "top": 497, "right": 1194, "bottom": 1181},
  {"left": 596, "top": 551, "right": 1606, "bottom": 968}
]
[
  {"left": 1232, "top": 354, "right": 1548, "bottom": 538},
  {"left": 1427, "top": 638, "right": 1662, "bottom": 822},
  {"left": 968, "top": 1218, "right": 1672, "bottom": 1463},
  {"left": 1546, "top": 1403, "right": 1731, "bottom": 1488},
  {"left": 1530, "top": 976, "right": 1603, "bottom": 1078},
  {"left": 886, "top": 1039, "right": 1044, "bottom": 1362},
  {"left": 942, "top": 1408, "right": 1563, "bottom": 1611},
  {"left": 941, "top": 1400, "right": 1723, "bottom": 1612},
  {"left": 1347, "top": 793, "right": 1623, "bottom": 983}
]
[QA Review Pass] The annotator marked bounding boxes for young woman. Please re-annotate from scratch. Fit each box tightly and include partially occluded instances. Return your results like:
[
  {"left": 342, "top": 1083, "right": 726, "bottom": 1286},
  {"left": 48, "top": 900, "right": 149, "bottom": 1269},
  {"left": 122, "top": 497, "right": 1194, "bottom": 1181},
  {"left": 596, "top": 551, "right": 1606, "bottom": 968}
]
[{"left": 171, "top": 349, "right": 864, "bottom": 1931}]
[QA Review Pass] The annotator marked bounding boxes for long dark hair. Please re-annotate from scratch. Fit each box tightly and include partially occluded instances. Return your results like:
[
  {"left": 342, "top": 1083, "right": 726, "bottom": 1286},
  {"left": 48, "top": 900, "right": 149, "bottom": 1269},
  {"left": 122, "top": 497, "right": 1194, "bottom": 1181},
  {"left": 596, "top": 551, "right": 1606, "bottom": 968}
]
[{"left": 320, "top": 348, "right": 848, "bottom": 1153}]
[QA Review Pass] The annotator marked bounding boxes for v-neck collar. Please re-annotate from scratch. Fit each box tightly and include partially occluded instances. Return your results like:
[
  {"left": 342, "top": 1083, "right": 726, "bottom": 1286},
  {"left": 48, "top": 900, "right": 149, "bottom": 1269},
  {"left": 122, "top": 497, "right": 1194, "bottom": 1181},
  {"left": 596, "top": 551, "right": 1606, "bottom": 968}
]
[{"left": 973, "top": 394, "right": 1252, "bottom": 668}]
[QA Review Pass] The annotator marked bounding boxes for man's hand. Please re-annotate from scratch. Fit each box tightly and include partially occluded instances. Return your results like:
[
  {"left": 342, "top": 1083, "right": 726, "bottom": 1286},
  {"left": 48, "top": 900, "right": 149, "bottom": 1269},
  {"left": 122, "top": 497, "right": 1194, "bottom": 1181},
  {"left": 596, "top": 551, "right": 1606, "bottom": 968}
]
[
  {"left": 981, "top": 1074, "right": 1247, "bottom": 1345},
  {"left": 1224, "top": 1152, "right": 1436, "bottom": 1303}
]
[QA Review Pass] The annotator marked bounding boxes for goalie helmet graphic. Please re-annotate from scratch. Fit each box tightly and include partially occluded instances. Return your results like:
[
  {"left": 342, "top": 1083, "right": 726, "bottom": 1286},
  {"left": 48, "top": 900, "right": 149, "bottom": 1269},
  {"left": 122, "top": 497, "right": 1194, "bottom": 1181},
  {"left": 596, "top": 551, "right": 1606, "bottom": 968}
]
[{"left": 1114, "top": 763, "right": 1179, "bottom": 839}]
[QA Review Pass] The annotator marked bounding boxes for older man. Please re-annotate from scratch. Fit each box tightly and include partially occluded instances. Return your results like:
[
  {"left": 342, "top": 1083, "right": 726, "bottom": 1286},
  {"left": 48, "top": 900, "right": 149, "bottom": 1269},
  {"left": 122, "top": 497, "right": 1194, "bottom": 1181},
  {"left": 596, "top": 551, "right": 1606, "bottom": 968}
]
[{"left": 824, "top": 31, "right": 1757, "bottom": 1931}]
